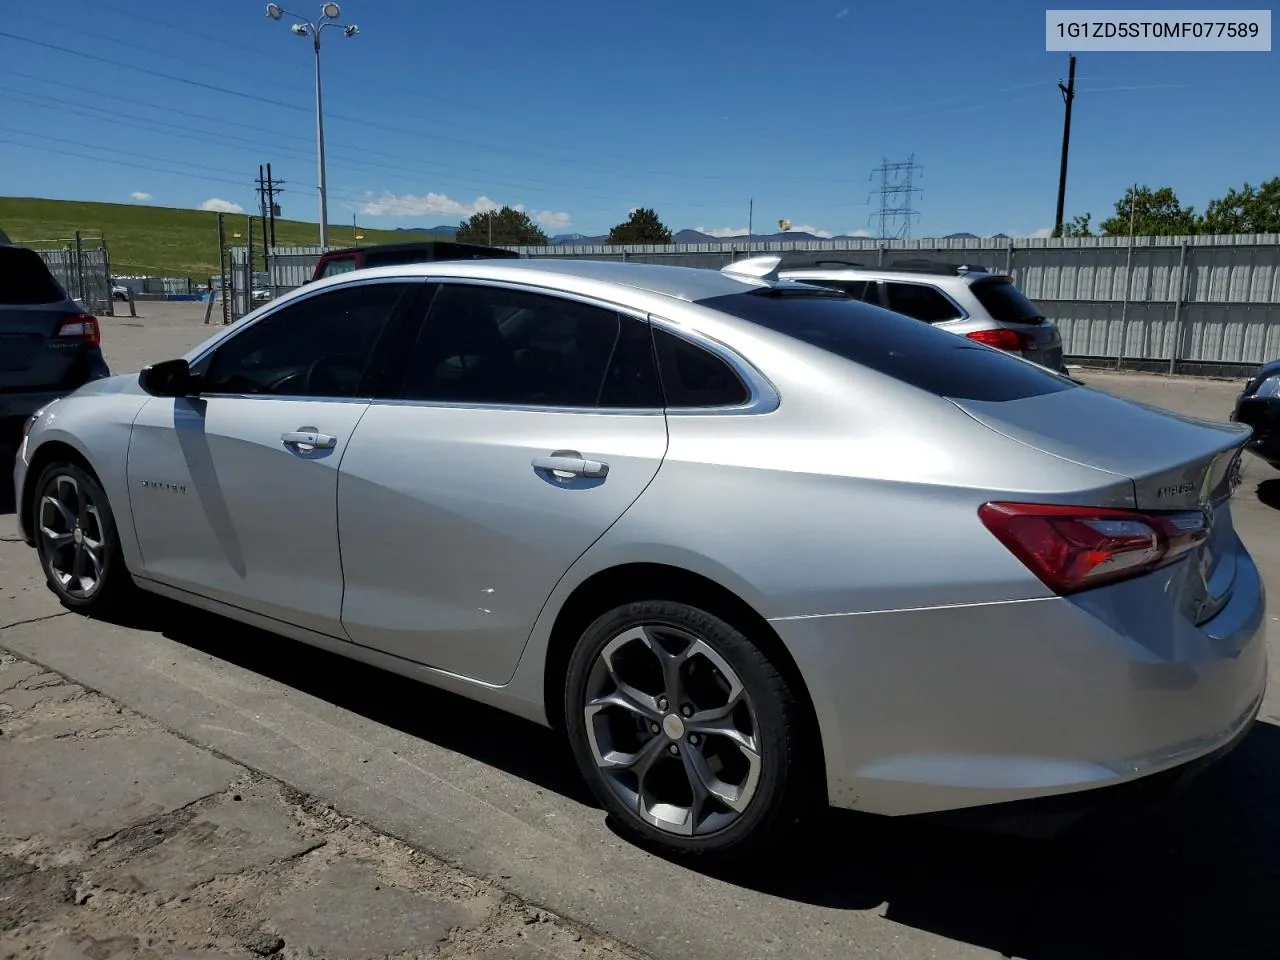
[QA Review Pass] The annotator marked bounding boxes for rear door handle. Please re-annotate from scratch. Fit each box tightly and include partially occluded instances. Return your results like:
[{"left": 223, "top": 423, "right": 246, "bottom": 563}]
[
  {"left": 282, "top": 430, "right": 337, "bottom": 451},
  {"left": 531, "top": 455, "right": 609, "bottom": 479}
]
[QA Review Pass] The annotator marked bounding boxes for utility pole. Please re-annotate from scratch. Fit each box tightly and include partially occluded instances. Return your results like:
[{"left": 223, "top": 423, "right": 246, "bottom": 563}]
[
  {"left": 266, "top": 163, "right": 282, "bottom": 249},
  {"left": 256, "top": 165, "right": 269, "bottom": 272},
  {"left": 747, "top": 198, "right": 753, "bottom": 254},
  {"left": 1054, "top": 54, "right": 1077, "bottom": 238}
]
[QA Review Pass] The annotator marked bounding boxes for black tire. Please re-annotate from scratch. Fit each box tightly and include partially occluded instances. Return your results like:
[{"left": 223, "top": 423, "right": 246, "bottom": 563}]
[
  {"left": 32, "top": 461, "right": 136, "bottom": 615},
  {"left": 564, "top": 599, "right": 815, "bottom": 861}
]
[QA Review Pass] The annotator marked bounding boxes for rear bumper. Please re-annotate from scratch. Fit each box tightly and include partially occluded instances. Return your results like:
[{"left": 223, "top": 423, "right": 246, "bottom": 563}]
[
  {"left": 775, "top": 546, "right": 1267, "bottom": 819},
  {"left": 0, "top": 351, "right": 110, "bottom": 427}
]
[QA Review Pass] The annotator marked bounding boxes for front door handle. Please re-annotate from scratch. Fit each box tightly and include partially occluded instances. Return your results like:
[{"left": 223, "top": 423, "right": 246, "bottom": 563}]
[
  {"left": 532, "top": 454, "right": 609, "bottom": 479},
  {"left": 282, "top": 429, "right": 337, "bottom": 452}
]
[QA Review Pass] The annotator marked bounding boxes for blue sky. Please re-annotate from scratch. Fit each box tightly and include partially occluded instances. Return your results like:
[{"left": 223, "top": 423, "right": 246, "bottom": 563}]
[{"left": 1, "top": 0, "right": 1276, "bottom": 238}]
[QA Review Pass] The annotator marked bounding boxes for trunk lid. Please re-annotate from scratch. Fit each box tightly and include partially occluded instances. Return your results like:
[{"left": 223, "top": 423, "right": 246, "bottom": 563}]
[{"left": 952, "top": 385, "right": 1250, "bottom": 624}]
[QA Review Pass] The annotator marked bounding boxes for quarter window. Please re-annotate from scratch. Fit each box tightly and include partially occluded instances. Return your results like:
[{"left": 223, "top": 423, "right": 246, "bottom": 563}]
[
  {"left": 401, "top": 283, "right": 661, "bottom": 408},
  {"left": 884, "top": 282, "right": 964, "bottom": 323},
  {"left": 652, "top": 327, "right": 750, "bottom": 408},
  {"left": 200, "top": 282, "right": 412, "bottom": 398}
]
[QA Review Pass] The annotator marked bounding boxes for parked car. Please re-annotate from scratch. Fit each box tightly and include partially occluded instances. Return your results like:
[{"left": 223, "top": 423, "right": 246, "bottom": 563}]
[
  {"left": 779, "top": 258, "right": 1066, "bottom": 371},
  {"left": 0, "top": 242, "right": 110, "bottom": 436},
  {"left": 310, "top": 240, "right": 520, "bottom": 283},
  {"left": 111, "top": 279, "right": 131, "bottom": 301},
  {"left": 1231, "top": 359, "right": 1280, "bottom": 466},
  {"left": 251, "top": 287, "right": 272, "bottom": 303},
  {"left": 14, "top": 256, "right": 1263, "bottom": 860}
]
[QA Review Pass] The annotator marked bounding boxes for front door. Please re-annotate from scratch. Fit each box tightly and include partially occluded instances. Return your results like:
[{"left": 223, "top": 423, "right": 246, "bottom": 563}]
[
  {"left": 338, "top": 281, "right": 670, "bottom": 684},
  {"left": 127, "top": 280, "right": 419, "bottom": 636}
]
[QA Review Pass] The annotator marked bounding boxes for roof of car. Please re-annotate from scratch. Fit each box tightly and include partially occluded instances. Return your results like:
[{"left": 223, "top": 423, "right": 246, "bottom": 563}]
[{"left": 325, "top": 257, "right": 783, "bottom": 303}]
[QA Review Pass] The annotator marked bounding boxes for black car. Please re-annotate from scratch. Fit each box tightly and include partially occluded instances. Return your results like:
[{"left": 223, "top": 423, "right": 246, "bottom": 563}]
[
  {"left": 310, "top": 240, "right": 520, "bottom": 283},
  {"left": 0, "top": 243, "right": 110, "bottom": 435},
  {"left": 1231, "top": 360, "right": 1280, "bottom": 467}
]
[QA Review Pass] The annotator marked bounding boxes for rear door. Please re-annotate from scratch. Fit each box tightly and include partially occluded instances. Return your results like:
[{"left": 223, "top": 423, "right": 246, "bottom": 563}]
[
  {"left": 337, "top": 280, "right": 669, "bottom": 685},
  {"left": 0, "top": 246, "right": 87, "bottom": 390}
]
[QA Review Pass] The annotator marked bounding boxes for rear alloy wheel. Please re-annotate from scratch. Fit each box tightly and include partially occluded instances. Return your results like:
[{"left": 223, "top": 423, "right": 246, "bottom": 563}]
[
  {"left": 565, "top": 600, "right": 811, "bottom": 859},
  {"left": 33, "top": 462, "right": 134, "bottom": 614}
]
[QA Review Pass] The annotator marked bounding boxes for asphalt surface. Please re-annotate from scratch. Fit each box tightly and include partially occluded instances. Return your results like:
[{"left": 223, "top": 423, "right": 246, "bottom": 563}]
[{"left": 3, "top": 303, "right": 1280, "bottom": 960}]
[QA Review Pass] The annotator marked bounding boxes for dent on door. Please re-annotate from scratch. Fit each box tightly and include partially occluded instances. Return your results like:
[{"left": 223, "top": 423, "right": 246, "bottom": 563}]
[{"left": 336, "top": 404, "right": 668, "bottom": 685}]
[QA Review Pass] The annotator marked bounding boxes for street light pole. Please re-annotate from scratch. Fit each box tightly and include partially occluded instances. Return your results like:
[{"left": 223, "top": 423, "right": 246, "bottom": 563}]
[
  {"left": 265, "top": 3, "right": 359, "bottom": 250},
  {"left": 312, "top": 28, "right": 328, "bottom": 249}
]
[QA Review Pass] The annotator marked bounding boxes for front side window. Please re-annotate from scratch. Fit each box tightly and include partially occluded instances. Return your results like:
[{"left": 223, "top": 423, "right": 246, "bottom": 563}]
[
  {"left": 401, "top": 283, "right": 661, "bottom": 408},
  {"left": 200, "top": 282, "right": 412, "bottom": 398},
  {"left": 884, "top": 281, "right": 964, "bottom": 323}
]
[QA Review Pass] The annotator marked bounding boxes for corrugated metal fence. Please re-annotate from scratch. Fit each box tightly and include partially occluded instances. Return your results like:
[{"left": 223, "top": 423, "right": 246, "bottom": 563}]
[{"left": 232, "top": 234, "right": 1280, "bottom": 373}]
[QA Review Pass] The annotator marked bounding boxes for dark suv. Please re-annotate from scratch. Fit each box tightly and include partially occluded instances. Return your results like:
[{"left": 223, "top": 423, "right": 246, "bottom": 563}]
[
  {"left": 310, "top": 240, "right": 520, "bottom": 282},
  {"left": 0, "top": 243, "right": 110, "bottom": 435}
]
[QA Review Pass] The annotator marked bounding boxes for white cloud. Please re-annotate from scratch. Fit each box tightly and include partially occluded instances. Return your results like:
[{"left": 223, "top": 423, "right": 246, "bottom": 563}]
[
  {"left": 697, "top": 226, "right": 748, "bottom": 238},
  {"left": 785, "top": 224, "right": 834, "bottom": 238},
  {"left": 535, "top": 210, "right": 572, "bottom": 229},
  {"left": 356, "top": 191, "right": 504, "bottom": 218},
  {"left": 200, "top": 198, "right": 244, "bottom": 214},
  {"left": 846, "top": 228, "right": 873, "bottom": 237},
  {"left": 1031, "top": 227, "right": 1054, "bottom": 238},
  {"left": 836, "top": 7, "right": 850, "bottom": 16},
  {"left": 130, "top": 191, "right": 152, "bottom": 201}
]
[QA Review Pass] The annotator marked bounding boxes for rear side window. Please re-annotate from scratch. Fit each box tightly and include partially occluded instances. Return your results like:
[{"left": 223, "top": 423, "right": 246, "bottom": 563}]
[
  {"left": 0, "top": 247, "right": 66, "bottom": 305},
  {"left": 653, "top": 327, "right": 749, "bottom": 408},
  {"left": 318, "top": 256, "right": 358, "bottom": 279},
  {"left": 884, "top": 282, "right": 964, "bottom": 323},
  {"left": 969, "top": 278, "right": 1045, "bottom": 324},
  {"left": 699, "top": 289, "right": 1075, "bottom": 402}
]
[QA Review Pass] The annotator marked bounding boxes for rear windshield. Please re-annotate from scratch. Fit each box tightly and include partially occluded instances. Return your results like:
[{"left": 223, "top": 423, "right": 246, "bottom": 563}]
[
  {"left": 699, "top": 288, "right": 1075, "bottom": 402},
  {"left": 0, "top": 247, "right": 67, "bottom": 305},
  {"left": 969, "top": 277, "right": 1044, "bottom": 324}
]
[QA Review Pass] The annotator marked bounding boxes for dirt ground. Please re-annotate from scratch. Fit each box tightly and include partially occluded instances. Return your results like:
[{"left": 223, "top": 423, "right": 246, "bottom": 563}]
[{"left": 0, "top": 652, "right": 638, "bottom": 960}]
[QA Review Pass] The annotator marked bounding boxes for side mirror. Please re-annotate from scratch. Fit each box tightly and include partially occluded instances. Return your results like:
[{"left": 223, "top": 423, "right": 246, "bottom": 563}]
[{"left": 139, "top": 358, "right": 198, "bottom": 397}]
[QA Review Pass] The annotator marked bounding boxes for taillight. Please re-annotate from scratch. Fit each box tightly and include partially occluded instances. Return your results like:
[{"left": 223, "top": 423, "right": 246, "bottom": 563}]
[
  {"left": 978, "top": 501, "right": 1209, "bottom": 594},
  {"left": 56, "top": 312, "right": 100, "bottom": 347},
  {"left": 966, "top": 328, "right": 1028, "bottom": 353}
]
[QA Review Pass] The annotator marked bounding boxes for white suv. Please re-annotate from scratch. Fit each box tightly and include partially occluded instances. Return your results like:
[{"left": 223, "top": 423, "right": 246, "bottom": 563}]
[{"left": 780, "top": 259, "right": 1065, "bottom": 372}]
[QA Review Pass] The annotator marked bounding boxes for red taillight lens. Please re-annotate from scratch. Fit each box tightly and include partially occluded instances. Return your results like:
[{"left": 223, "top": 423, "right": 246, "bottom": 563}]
[
  {"left": 978, "top": 502, "right": 1209, "bottom": 594},
  {"left": 56, "top": 312, "right": 100, "bottom": 347},
  {"left": 966, "top": 328, "right": 1028, "bottom": 353}
]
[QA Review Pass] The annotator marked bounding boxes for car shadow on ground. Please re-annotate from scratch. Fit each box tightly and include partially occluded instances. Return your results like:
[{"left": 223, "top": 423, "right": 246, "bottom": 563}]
[
  {"left": 0, "top": 439, "right": 16, "bottom": 515},
  {"left": 108, "top": 596, "right": 1280, "bottom": 960},
  {"left": 1255, "top": 478, "right": 1280, "bottom": 512}
]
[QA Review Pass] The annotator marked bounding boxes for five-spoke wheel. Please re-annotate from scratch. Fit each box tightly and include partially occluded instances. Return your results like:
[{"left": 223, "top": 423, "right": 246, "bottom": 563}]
[{"left": 566, "top": 600, "right": 811, "bottom": 859}]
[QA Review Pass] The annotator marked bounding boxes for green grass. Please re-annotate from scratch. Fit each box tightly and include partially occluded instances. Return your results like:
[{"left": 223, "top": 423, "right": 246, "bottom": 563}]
[{"left": 0, "top": 197, "right": 450, "bottom": 280}]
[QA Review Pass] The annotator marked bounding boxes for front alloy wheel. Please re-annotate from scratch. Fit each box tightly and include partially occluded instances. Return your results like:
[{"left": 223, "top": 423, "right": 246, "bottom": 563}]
[
  {"left": 566, "top": 600, "right": 812, "bottom": 859},
  {"left": 33, "top": 462, "right": 133, "bottom": 613}
]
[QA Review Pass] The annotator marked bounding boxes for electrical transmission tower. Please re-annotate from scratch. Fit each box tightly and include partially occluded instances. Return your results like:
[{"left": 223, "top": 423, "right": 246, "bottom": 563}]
[{"left": 869, "top": 155, "right": 923, "bottom": 238}]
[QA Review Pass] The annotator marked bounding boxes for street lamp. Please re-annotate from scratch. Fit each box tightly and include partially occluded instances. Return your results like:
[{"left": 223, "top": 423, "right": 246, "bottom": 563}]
[{"left": 265, "top": 3, "right": 359, "bottom": 249}]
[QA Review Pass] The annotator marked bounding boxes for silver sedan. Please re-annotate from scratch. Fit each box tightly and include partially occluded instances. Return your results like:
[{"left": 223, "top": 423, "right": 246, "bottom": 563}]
[{"left": 12, "top": 256, "right": 1267, "bottom": 860}]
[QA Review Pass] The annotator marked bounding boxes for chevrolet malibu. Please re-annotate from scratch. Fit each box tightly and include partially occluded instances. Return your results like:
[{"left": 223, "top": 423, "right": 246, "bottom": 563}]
[{"left": 13, "top": 256, "right": 1266, "bottom": 859}]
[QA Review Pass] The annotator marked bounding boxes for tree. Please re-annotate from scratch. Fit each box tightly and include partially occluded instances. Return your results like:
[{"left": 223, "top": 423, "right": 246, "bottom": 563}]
[
  {"left": 1199, "top": 178, "right": 1280, "bottom": 234},
  {"left": 456, "top": 206, "right": 547, "bottom": 246},
  {"left": 1099, "top": 185, "right": 1197, "bottom": 237},
  {"left": 608, "top": 208, "right": 673, "bottom": 245},
  {"left": 1057, "top": 213, "right": 1093, "bottom": 237}
]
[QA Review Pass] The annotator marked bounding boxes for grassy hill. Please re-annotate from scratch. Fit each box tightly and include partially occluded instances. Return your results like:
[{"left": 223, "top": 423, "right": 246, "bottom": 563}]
[{"left": 0, "top": 197, "right": 449, "bottom": 280}]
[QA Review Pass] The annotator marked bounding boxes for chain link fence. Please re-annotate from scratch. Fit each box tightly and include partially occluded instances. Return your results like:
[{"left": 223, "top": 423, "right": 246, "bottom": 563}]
[{"left": 25, "top": 235, "right": 114, "bottom": 316}]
